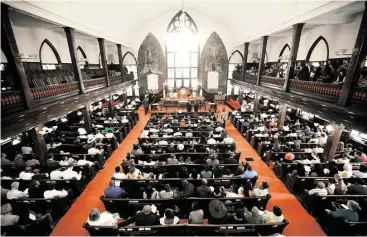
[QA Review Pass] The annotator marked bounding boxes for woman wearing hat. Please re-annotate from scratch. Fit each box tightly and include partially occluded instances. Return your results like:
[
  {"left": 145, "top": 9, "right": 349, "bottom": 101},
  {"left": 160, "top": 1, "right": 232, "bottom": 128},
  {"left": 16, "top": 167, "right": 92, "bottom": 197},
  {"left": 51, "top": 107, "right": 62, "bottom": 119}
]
[{"left": 208, "top": 199, "right": 227, "bottom": 224}]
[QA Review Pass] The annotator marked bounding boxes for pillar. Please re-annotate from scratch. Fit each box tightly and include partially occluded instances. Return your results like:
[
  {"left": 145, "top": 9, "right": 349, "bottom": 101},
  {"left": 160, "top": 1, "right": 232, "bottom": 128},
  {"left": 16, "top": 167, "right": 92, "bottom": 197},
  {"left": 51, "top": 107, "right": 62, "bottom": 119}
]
[
  {"left": 117, "top": 44, "right": 125, "bottom": 82},
  {"left": 81, "top": 105, "right": 92, "bottom": 133},
  {"left": 238, "top": 88, "right": 244, "bottom": 105},
  {"left": 1, "top": 5, "right": 33, "bottom": 108},
  {"left": 64, "top": 27, "right": 85, "bottom": 94},
  {"left": 253, "top": 93, "right": 260, "bottom": 113},
  {"left": 29, "top": 125, "right": 48, "bottom": 166},
  {"left": 98, "top": 38, "right": 110, "bottom": 87},
  {"left": 242, "top": 42, "right": 249, "bottom": 81},
  {"left": 257, "top": 36, "right": 268, "bottom": 86},
  {"left": 277, "top": 103, "right": 287, "bottom": 130},
  {"left": 283, "top": 23, "right": 304, "bottom": 92},
  {"left": 123, "top": 92, "right": 128, "bottom": 106},
  {"left": 108, "top": 95, "right": 114, "bottom": 116},
  {"left": 322, "top": 123, "right": 344, "bottom": 162},
  {"left": 338, "top": 2, "right": 367, "bottom": 106}
]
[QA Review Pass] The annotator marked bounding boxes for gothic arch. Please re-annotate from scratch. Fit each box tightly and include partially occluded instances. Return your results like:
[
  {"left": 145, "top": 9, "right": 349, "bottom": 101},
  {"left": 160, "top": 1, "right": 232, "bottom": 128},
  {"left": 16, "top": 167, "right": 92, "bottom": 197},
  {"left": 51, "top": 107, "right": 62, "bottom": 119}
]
[
  {"left": 39, "top": 39, "right": 62, "bottom": 65},
  {"left": 279, "top": 43, "right": 291, "bottom": 58},
  {"left": 77, "top": 46, "right": 88, "bottom": 67},
  {"left": 229, "top": 50, "right": 244, "bottom": 63},
  {"left": 166, "top": 10, "right": 198, "bottom": 34},
  {"left": 306, "top": 36, "right": 329, "bottom": 62},
  {"left": 122, "top": 51, "right": 137, "bottom": 65}
]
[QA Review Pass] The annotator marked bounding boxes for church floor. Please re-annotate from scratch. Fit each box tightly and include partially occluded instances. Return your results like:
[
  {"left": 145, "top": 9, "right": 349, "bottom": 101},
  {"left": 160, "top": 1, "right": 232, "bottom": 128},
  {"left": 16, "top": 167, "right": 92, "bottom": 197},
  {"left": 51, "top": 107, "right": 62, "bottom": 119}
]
[{"left": 51, "top": 105, "right": 325, "bottom": 236}]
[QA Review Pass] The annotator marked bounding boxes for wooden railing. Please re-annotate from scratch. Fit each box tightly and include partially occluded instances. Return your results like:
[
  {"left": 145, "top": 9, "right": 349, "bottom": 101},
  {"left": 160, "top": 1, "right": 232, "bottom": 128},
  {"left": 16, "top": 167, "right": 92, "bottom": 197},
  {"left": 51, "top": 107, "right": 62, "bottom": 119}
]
[
  {"left": 124, "top": 73, "right": 135, "bottom": 82},
  {"left": 243, "top": 73, "right": 257, "bottom": 85},
  {"left": 1, "top": 90, "right": 23, "bottom": 108},
  {"left": 110, "top": 75, "right": 123, "bottom": 85},
  {"left": 289, "top": 80, "right": 342, "bottom": 99},
  {"left": 261, "top": 76, "right": 285, "bottom": 88},
  {"left": 232, "top": 71, "right": 242, "bottom": 81},
  {"left": 84, "top": 77, "right": 106, "bottom": 90},
  {"left": 31, "top": 82, "right": 79, "bottom": 101},
  {"left": 351, "top": 86, "right": 367, "bottom": 103}
]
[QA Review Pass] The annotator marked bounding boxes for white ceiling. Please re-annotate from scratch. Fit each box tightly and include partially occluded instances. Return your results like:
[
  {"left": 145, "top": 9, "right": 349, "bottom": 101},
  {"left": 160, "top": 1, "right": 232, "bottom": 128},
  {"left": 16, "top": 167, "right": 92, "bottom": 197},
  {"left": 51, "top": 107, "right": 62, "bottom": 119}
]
[{"left": 4, "top": 0, "right": 361, "bottom": 48}]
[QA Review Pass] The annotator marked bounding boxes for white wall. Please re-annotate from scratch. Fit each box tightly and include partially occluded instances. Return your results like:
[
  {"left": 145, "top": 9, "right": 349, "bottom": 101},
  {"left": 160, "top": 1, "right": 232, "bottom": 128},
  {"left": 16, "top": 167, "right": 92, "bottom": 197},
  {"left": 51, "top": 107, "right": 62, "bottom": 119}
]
[{"left": 134, "top": 10, "right": 232, "bottom": 58}]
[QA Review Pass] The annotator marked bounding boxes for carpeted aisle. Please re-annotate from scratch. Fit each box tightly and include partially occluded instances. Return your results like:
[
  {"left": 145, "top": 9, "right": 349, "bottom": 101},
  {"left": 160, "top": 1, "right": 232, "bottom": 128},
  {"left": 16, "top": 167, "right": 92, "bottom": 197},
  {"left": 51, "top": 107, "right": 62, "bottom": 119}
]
[
  {"left": 50, "top": 106, "right": 151, "bottom": 236},
  {"left": 219, "top": 104, "right": 325, "bottom": 236}
]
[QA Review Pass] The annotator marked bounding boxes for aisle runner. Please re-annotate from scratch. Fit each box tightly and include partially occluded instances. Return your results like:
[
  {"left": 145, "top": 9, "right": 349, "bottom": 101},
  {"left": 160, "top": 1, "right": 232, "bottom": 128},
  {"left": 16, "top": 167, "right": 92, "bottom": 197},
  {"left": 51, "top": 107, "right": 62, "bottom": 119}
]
[
  {"left": 220, "top": 104, "right": 325, "bottom": 236},
  {"left": 51, "top": 106, "right": 151, "bottom": 236}
]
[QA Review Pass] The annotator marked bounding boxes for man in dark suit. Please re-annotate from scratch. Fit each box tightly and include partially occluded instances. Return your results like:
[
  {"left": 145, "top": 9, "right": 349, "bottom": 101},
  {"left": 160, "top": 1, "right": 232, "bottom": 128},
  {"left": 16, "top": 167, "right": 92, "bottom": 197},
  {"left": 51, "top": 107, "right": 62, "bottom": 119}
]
[
  {"left": 196, "top": 179, "right": 212, "bottom": 197},
  {"left": 179, "top": 179, "right": 195, "bottom": 198},
  {"left": 298, "top": 64, "right": 310, "bottom": 81},
  {"left": 118, "top": 205, "right": 159, "bottom": 226},
  {"left": 186, "top": 101, "right": 192, "bottom": 112}
]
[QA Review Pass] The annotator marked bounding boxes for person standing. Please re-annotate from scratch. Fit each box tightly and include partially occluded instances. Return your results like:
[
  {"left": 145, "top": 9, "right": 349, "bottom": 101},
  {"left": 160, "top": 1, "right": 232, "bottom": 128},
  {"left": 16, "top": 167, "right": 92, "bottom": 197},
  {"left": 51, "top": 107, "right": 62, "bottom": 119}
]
[
  {"left": 143, "top": 99, "right": 149, "bottom": 115},
  {"left": 186, "top": 101, "right": 192, "bottom": 112},
  {"left": 221, "top": 108, "right": 228, "bottom": 123},
  {"left": 193, "top": 101, "right": 199, "bottom": 112}
]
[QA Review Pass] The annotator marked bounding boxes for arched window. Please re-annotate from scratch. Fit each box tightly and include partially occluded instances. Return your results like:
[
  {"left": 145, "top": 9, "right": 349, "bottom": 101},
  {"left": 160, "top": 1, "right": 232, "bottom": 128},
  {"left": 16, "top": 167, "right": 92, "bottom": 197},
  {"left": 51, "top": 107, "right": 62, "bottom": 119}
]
[
  {"left": 166, "top": 10, "right": 199, "bottom": 88},
  {"left": 228, "top": 50, "right": 244, "bottom": 79},
  {"left": 279, "top": 44, "right": 290, "bottom": 62},
  {"left": 122, "top": 52, "right": 137, "bottom": 79},
  {"left": 306, "top": 36, "right": 329, "bottom": 67},
  {"left": 77, "top": 46, "right": 88, "bottom": 69},
  {"left": 39, "top": 39, "right": 61, "bottom": 70}
]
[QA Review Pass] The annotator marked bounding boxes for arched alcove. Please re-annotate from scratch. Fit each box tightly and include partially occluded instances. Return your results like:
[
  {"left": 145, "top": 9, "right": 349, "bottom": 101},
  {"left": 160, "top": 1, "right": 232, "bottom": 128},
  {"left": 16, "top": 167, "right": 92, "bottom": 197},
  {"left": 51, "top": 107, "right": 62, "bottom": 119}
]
[
  {"left": 228, "top": 50, "right": 244, "bottom": 79},
  {"left": 77, "top": 46, "right": 88, "bottom": 68},
  {"left": 122, "top": 51, "right": 138, "bottom": 79},
  {"left": 39, "top": 39, "right": 62, "bottom": 69},
  {"left": 306, "top": 36, "right": 329, "bottom": 63},
  {"left": 279, "top": 44, "right": 290, "bottom": 62}
]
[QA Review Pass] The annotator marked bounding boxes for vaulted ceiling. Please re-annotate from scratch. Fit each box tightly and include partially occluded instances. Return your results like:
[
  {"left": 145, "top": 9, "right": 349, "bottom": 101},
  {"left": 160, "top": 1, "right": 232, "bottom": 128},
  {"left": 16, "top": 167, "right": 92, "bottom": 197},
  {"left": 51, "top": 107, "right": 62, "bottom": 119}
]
[{"left": 4, "top": 1, "right": 361, "bottom": 48}]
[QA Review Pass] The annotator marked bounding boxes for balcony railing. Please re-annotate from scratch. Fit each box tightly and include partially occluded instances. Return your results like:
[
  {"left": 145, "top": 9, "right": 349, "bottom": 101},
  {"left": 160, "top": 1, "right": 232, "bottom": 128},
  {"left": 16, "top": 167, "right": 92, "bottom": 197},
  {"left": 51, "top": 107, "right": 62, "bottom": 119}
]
[
  {"left": 31, "top": 82, "right": 79, "bottom": 101},
  {"left": 1, "top": 90, "right": 24, "bottom": 111},
  {"left": 110, "top": 75, "right": 124, "bottom": 85},
  {"left": 244, "top": 73, "right": 257, "bottom": 85},
  {"left": 289, "top": 80, "right": 342, "bottom": 99},
  {"left": 84, "top": 77, "right": 106, "bottom": 91},
  {"left": 261, "top": 76, "right": 285, "bottom": 88},
  {"left": 351, "top": 87, "right": 367, "bottom": 103}
]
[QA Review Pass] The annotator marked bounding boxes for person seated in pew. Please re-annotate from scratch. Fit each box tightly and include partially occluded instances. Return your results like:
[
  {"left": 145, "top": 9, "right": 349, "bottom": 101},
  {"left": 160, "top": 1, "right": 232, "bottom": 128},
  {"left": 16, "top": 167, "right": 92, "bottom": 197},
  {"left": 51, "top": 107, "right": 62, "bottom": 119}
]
[
  {"left": 334, "top": 152, "right": 351, "bottom": 164},
  {"left": 88, "top": 143, "right": 103, "bottom": 155},
  {"left": 188, "top": 202, "right": 204, "bottom": 224},
  {"left": 105, "top": 180, "right": 125, "bottom": 198},
  {"left": 48, "top": 142, "right": 61, "bottom": 155},
  {"left": 14, "top": 153, "right": 26, "bottom": 168},
  {"left": 88, "top": 208, "right": 120, "bottom": 227},
  {"left": 44, "top": 182, "right": 69, "bottom": 199},
  {"left": 6, "top": 182, "right": 26, "bottom": 200},
  {"left": 340, "top": 163, "right": 353, "bottom": 178},
  {"left": 46, "top": 156, "right": 61, "bottom": 168},
  {"left": 113, "top": 166, "right": 126, "bottom": 180},
  {"left": 239, "top": 165, "right": 258, "bottom": 179},
  {"left": 222, "top": 169, "right": 234, "bottom": 178},
  {"left": 132, "top": 144, "right": 144, "bottom": 156},
  {"left": 143, "top": 185, "right": 160, "bottom": 199},
  {"left": 163, "top": 125, "right": 173, "bottom": 133},
  {"left": 77, "top": 156, "right": 95, "bottom": 167},
  {"left": 196, "top": 179, "right": 212, "bottom": 197},
  {"left": 185, "top": 129, "right": 193, "bottom": 138},
  {"left": 59, "top": 157, "right": 75, "bottom": 166},
  {"left": 222, "top": 184, "right": 244, "bottom": 198},
  {"left": 207, "top": 135, "right": 217, "bottom": 145},
  {"left": 50, "top": 167, "right": 67, "bottom": 180},
  {"left": 26, "top": 180, "right": 44, "bottom": 198},
  {"left": 307, "top": 182, "right": 328, "bottom": 196},
  {"left": 1, "top": 203, "right": 20, "bottom": 227},
  {"left": 159, "top": 184, "right": 174, "bottom": 199},
  {"left": 25, "top": 155, "right": 40, "bottom": 167},
  {"left": 143, "top": 157, "right": 156, "bottom": 166},
  {"left": 19, "top": 167, "right": 35, "bottom": 180},
  {"left": 200, "top": 165, "right": 213, "bottom": 178},
  {"left": 118, "top": 205, "right": 159, "bottom": 227},
  {"left": 244, "top": 206, "right": 263, "bottom": 224},
  {"left": 160, "top": 207, "right": 180, "bottom": 225},
  {"left": 326, "top": 200, "right": 361, "bottom": 222},
  {"left": 352, "top": 164, "right": 367, "bottom": 178},
  {"left": 122, "top": 153, "right": 135, "bottom": 167},
  {"left": 179, "top": 179, "right": 195, "bottom": 198},
  {"left": 223, "top": 134, "right": 234, "bottom": 144},
  {"left": 167, "top": 154, "right": 179, "bottom": 165},
  {"left": 126, "top": 165, "right": 141, "bottom": 179},
  {"left": 62, "top": 163, "right": 82, "bottom": 180},
  {"left": 226, "top": 208, "right": 246, "bottom": 224},
  {"left": 251, "top": 181, "right": 269, "bottom": 197},
  {"left": 21, "top": 143, "right": 33, "bottom": 155},
  {"left": 309, "top": 163, "right": 327, "bottom": 177},
  {"left": 262, "top": 206, "right": 284, "bottom": 223},
  {"left": 1, "top": 153, "right": 13, "bottom": 166},
  {"left": 327, "top": 174, "right": 347, "bottom": 195},
  {"left": 206, "top": 155, "right": 220, "bottom": 165},
  {"left": 140, "top": 167, "right": 154, "bottom": 179}
]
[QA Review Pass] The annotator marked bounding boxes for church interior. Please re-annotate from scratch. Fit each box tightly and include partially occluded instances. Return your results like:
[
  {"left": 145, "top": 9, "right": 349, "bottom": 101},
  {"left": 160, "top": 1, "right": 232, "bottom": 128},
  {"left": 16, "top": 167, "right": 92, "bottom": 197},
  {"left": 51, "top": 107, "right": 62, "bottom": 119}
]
[{"left": 1, "top": 0, "right": 367, "bottom": 236}]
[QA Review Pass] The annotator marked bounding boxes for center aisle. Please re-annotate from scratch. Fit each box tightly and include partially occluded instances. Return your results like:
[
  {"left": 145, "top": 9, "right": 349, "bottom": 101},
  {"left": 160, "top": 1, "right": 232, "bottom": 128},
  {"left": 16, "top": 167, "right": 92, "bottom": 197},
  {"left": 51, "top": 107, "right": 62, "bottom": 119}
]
[
  {"left": 219, "top": 104, "right": 325, "bottom": 236},
  {"left": 51, "top": 106, "right": 151, "bottom": 236}
]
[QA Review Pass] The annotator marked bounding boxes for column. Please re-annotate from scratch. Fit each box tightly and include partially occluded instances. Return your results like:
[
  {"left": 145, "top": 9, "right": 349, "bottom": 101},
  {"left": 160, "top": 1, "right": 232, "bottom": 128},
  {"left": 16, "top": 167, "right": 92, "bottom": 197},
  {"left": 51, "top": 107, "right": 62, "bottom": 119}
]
[
  {"left": 338, "top": 2, "right": 367, "bottom": 106},
  {"left": 81, "top": 105, "right": 92, "bottom": 133},
  {"left": 238, "top": 88, "right": 244, "bottom": 105},
  {"left": 257, "top": 36, "right": 268, "bottom": 86},
  {"left": 322, "top": 123, "right": 344, "bottom": 162},
  {"left": 108, "top": 95, "right": 114, "bottom": 116},
  {"left": 242, "top": 42, "right": 249, "bottom": 81},
  {"left": 277, "top": 103, "right": 287, "bottom": 130},
  {"left": 98, "top": 38, "right": 110, "bottom": 87},
  {"left": 253, "top": 93, "right": 260, "bottom": 113},
  {"left": 283, "top": 23, "right": 304, "bottom": 92},
  {"left": 29, "top": 125, "right": 48, "bottom": 166},
  {"left": 123, "top": 92, "right": 128, "bottom": 106},
  {"left": 64, "top": 27, "right": 85, "bottom": 94},
  {"left": 1, "top": 5, "right": 33, "bottom": 109},
  {"left": 117, "top": 44, "right": 125, "bottom": 82},
  {"left": 231, "top": 85, "right": 235, "bottom": 98}
]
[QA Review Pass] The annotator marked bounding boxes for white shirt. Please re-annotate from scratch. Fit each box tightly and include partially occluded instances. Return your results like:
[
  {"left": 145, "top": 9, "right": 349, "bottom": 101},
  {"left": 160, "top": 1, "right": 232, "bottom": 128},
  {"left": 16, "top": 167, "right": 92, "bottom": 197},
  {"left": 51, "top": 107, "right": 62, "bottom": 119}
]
[
  {"left": 207, "top": 138, "right": 217, "bottom": 144},
  {"left": 21, "top": 146, "right": 33, "bottom": 155},
  {"left": 121, "top": 118, "right": 129, "bottom": 124},
  {"left": 143, "top": 161, "right": 156, "bottom": 166},
  {"left": 173, "top": 132, "right": 183, "bottom": 137},
  {"left": 19, "top": 171, "right": 34, "bottom": 180},
  {"left": 223, "top": 137, "right": 234, "bottom": 144},
  {"left": 88, "top": 212, "right": 118, "bottom": 226},
  {"left": 215, "top": 127, "right": 224, "bottom": 132},
  {"left": 141, "top": 130, "right": 149, "bottom": 138},
  {"left": 113, "top": 172, "right": 126, "bottom": 179},
  {"left": 50, "top": 170, "right": 64, "bottom": 180},
  {"left": 88, "top": 148, "right": 101, "bottom": 155},
  {"left": 252, "top": 188, "right": 269, "bottom": 197},
  {"left": 159, "top": 216, "right": 179, "bottom": 225},
  {"left": 158, "top": 140, "right": 168, "bottom": 145},
  {"left": 308, "top": 188, "right": 328, "bottom": 196},
  {"left": 95, "top": 133, "right": 105, "bottom": 139},
  {"left": 185, "top": 132, "right": 193, "bottom": 138},
  {"left": 150, "top": 128, "right": 158, "bottom": 133},
  {"left": 7, "top": 189, "right": 26, "bottom": 199},
  {"left": 62, "top": 168, "right": 82, "bottom": 180},
  {"left": 283, "top": 126, "right": 289, "bottom": 131},
  {"left": 77, "top": 159, "right": 94, "bottom": 166},
  {"left": 164, "top": 128, "right": 173, "bottom": 133},
  {"left": 44, "top": 189, "right": 68, "bottom": 199},
  {"left": 105, "top": 133, "right": 115, "bottom": 139},
  {"left": 319, "top": 136, "right": 327, "bottom": 145}
]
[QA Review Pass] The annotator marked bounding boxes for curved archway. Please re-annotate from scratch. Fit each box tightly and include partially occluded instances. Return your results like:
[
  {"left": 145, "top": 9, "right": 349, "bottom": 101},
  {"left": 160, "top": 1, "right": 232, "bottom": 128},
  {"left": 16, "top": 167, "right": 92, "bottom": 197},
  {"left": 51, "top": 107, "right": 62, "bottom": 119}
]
[
  {"left": 306, "top": 36, "right": 329, "bottom": 63},
  {"left": 39, "top": 39, "right": 62, "bottom": 66},
  {"left": 166, "top": 10, "right": 198, "bottom": 34},
  {"left": 279, "top": 43, "right": 290, "bottom": 62},
  {"left": 122, "top": 51, "right": 137, "bottom": 65},
  {"left": 228, "top": 50, "right": 244, "bottom": 79},
  {"left": 122, "top": 51, "right": 138, "bottom": 80},
  {"left": 77, "top": 46, "right": 88, "bottom": 67},
  {"left": 229, "top": 50, "right": 244, "bottom": 63}
]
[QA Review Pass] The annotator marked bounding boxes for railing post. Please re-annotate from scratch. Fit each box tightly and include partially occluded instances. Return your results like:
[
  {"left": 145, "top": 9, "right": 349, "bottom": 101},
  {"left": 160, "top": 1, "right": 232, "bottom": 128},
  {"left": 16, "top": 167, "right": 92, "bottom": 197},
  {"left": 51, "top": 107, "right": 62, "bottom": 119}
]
[
  {"left": 81, "top": 105, "right": 92, "bottom": 133},
  {"left": 242, "top": 42, "right": 249, "bottom": 81},
  {"left": 117, "top": 44, "right": 125, "bottom": 82},
  {"left": 29, "top": 125, "right": 48, "bottom": 166},
  {"left": 1, "top": 5, "right": 33, "bottom": 109},
  {"left": 64, "top": 27, "right": 85, "bottom": 94},
  {"left": 338, "top": 2, "right": 367, "bottom": 106},
  {"left": 277, "top": 103, "right": 287, "bottom": 130},
  {"left": 284, "top": 23, "right": 304, "bottom": 92},
  {"left": 98, "top": 38, "right": 110, "bottom": 87},
  {"left": 257, "top": 36, "right": 268, "bottom": 86},
  {"left": 322, "top": 123, "right": 344, "bottom": 162}
]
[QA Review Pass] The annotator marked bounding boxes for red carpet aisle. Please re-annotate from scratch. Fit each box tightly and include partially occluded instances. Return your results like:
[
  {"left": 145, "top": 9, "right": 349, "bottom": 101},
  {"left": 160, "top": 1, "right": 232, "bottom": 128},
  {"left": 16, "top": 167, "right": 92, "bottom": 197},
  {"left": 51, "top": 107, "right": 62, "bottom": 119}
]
[
  {"left": 51, "top": 106, "right": 151, "bottom": 236},
  {"left": 219, "top": 104, "right": 325, "bottom": 236}
]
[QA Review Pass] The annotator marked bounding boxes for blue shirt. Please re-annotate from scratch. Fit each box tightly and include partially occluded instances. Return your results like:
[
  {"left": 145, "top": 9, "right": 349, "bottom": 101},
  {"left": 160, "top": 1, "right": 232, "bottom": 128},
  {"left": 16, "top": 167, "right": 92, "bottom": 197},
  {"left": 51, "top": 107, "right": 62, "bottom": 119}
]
[
  {"left": 240, "top": 170, "right": 258, "bottom": 179},
  {"left": 105, "top": 186, "right": 125, "bottom": 198}
]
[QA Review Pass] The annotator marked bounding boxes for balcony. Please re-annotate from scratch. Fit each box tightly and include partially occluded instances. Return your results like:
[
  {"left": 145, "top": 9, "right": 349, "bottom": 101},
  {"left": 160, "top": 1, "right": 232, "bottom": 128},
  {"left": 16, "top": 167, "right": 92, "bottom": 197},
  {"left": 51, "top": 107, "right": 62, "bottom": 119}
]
[
  {"left": 261, "top": 76, "right": 285, "bottom": 89},
  {"left": 243, "top": 73, "right": 257, "bottom": 85}
]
